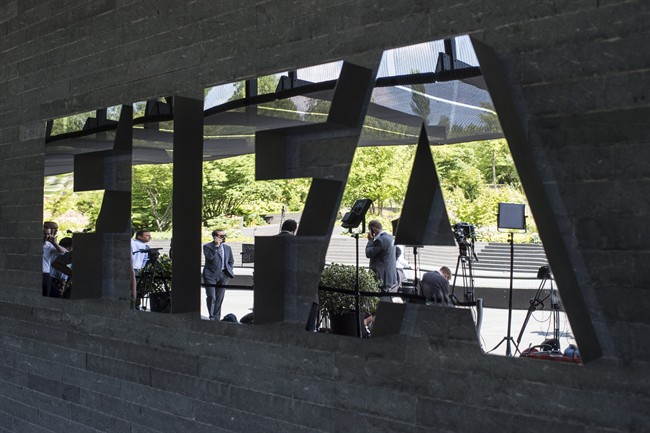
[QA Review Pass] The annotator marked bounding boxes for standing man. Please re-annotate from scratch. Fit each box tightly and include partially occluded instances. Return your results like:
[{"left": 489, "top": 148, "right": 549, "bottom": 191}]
[
  {"left": 131, "top": 229, "right": 152, "bottom": 310},
  {"left": 420, "top": 266, "right": 452, "bottom": 305},
  {"left": 131, "top": 229, "right": 152, "bottom": 274},
  {"left": 275, "top": 219, "right": 318, "bottom": 331},
  {"left": 203, "top": 229, "right": 234, "bottom": 320},
  {"left": 365, "top": 220, "right": 398, "bottom": 295}
]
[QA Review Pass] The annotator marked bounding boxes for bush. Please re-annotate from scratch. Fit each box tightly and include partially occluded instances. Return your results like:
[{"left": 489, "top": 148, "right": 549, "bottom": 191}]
[{"left": 319, "top": 264, "right": 381, "bottom": 316}]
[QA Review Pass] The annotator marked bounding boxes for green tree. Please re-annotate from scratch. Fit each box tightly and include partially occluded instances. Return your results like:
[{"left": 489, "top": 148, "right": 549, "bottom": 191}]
[
  {"left": 202, "top": 155, "right": 311, "bottom": 227},
  {"left": 43, "top": 174, "right": 103, "bottom": 232},
  {"left": 132, "top": 164, "right": 173, "bottom": 231},
  {"left": 202, "top": 156, "right": 255, "bottom": 222},
  {"left": 475, "top": 139, "right": 520, "bottom": 187},
  {"left": 50, "top": 111, "right": 94, "bottom": 136},
  {"left": 431, "top": 144, "right": 483, "bottom": 200},
  {"left": 344, "top": 145, "right": 415, "bottom": 214}
]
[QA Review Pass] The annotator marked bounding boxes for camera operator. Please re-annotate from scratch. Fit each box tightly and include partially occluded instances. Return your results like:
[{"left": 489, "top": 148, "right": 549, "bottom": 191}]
[
  {"left": 131, "top": 229, "right": 152, "bottom": 310},
  {"left": 131, "top": 229, "right": 152, "bottom": 275},
  {"left": 420, "top": 267, "right": 452, "bottom": 305}
]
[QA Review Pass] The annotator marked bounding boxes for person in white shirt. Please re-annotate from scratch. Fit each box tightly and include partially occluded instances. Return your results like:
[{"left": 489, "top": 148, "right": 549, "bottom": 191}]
[
  {"left": 42, "top": 221, "right": 67, "bottom": 296},
  {"left": 50, "top": 237, "right": 72, "bottom": 297},
  {"left": 131, "top": 229, "right": 152, "bottom": 310},
  {"left": 131, "top": 230, "right": 152, "bottom": 274},
  {"left": 395, "top": 245, "right": 410, "bottom": 291}
]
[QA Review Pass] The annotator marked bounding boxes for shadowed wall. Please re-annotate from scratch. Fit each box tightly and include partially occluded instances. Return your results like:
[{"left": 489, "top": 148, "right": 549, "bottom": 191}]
[{"left": 0, "top": 1, "right": 648, "bottom": 431}]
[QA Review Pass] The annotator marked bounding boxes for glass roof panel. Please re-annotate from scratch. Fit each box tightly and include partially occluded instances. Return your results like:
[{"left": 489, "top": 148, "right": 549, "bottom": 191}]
[
  {"left": 296, "top": 61, "right": 342, "bottom": 83},
  {"left": 46, "top": 35, "right": 503, "bottom": 175},
  {"left": 378, "top": 39, "right": 444, "bottom": 77}
]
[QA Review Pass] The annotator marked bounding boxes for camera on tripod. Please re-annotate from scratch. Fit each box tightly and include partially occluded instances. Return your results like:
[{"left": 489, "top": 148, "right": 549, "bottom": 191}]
[
  {"left": 146, "top": 248, "right": 163, "bottom": 262},
  {"left": 450, "top": 222, "right": 478, "bottom": 304},
  {"left": 453, "top": 222, "right": 476, "bottom": 256}
]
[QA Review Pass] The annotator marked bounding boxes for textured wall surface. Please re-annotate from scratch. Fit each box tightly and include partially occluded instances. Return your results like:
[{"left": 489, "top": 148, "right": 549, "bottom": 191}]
[{"left": 1, "top": 1, "right": 649, "bottom": 432}]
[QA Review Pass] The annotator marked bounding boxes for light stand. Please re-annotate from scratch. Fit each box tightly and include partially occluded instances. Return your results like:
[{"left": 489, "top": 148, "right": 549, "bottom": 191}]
[
  {"left": 516, "top": 265, "right": 556, "bottom": 349},
  {"left": 352, "top": 220, "right": 366, "bottom": 338},
  {"left": 278, "top": 205, "right": 285, "bottom": 234},
  {"left": 551, "top": 280, "right": 561, "bottom": 348},
  {"left": 341, "top": 199, "right": 372, "bottom": 338},
  {"left": 488, "top": 203, "right": 526, "bottom": 356},
  {"left": 411, "top": 246, "right": 421, "bottom": 294}
]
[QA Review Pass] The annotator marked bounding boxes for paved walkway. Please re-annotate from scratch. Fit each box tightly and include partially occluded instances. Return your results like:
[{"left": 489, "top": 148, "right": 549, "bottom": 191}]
[
  {"left": 147, "top": 225, "right": 577, "bottom": 357},
  {"left": 216, "top": 287, "right": 576, "bottom": 358}
]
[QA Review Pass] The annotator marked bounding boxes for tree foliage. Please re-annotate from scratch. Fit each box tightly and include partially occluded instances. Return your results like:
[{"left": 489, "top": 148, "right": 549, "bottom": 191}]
[
  {"left": 43, "top": 174, "right": 103, "bottom": 232},
  {"left": 343, "top": 145, "right": 414, "bottom": 214},
  {"left": 132, "top": 164, "right": 173, "bottom": 231},
  {"left": 202, "top": 155, "right": 311, "bottom": 227},
  {"left": 43, "top": 80, "right": 535, "bottom": 241}
]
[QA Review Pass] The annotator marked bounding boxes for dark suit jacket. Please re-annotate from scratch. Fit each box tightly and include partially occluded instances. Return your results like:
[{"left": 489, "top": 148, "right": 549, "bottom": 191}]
[
  {"left": 202, "top": 242, "right": 234, "bottom": 281},
  {"left": 365, "top": 231, "right": 397, "bottom": 290},
  {"left": 420, "top": 271, "right": 450, "bottom": 304}
]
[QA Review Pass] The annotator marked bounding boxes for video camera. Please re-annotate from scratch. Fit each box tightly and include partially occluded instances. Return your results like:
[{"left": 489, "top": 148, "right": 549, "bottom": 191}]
[
  {"left": 453, "top": 222, "right": 475, "bottom": 244},
  {"left": 146, "top": 248, "right": 162, "bottom": 262},
  {"left": 453, "top": 222, "right": 477, "bottom": 259},
  {"left": 133, "top": 247, "right": 163, "bottom": 262}
]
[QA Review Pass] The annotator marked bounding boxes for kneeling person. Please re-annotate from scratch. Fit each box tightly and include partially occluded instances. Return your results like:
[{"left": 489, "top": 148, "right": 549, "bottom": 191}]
[{"left": 420, "top": 266, "right": 452, "bottom": 305}]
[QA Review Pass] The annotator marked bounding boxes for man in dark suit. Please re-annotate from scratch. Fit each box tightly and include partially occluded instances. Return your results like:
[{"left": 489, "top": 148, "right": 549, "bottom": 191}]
[
  {"left": 365, "top": 220, "right": 398, "bottom": 294},
  {"left": 420, "top": 266, "right": 452, "bottom": 305},
  {"left": 274, "top": 218, "right": 317, "bottom": 331},
  {"left": 278, "top": 219, "right": 297, "bottom": 235},
  {"left": 203, "top": 229, "right": 235, "bottom": 320}
]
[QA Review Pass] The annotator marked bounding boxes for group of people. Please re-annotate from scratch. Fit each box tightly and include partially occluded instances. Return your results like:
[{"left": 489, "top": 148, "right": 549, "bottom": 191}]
[
  {"left": 42, "top": 223, "right": 152, "bottom": 302},
  {"left": 364, "top": 219, "right": 453, "bottom": 305},
  {"left": 42, "top": 221, "right": 73, "bottom": 298},
  {"left": 44, "top": 217, "right": 451, "bottom": 319}
]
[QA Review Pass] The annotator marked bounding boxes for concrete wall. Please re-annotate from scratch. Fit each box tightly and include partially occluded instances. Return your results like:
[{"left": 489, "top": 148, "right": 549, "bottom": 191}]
[{"left": 1, "top": 1, "right": 648, "bottom": 431}]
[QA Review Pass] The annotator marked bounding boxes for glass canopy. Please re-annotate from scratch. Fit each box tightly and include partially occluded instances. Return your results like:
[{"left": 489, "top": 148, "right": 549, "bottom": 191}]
[{"left": 45, "top": 35, "right": 502, "bottom": 176}]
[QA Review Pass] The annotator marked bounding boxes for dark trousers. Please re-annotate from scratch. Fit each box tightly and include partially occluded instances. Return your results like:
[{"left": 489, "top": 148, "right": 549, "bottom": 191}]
[
  {"left": 204, "top": 272, "right": 229, "bottom": 320},
  {"left": 305, "top": 302, "right": 319, "bottom": 332},
  {"left": 49, "top": 278, "right": 63, "bottom": 298},
  {"left": 42, "top": 273, "right": 52, "bottom": 297}
]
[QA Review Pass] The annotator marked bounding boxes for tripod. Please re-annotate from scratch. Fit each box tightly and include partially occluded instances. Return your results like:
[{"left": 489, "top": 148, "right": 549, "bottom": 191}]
[
  {"left": 136, "top": 252, "right": 171, "bottom": 312},
  {"left": 451, "top": 240, "right": 477, "bottom": 303},
  {"left": 488, "top": 232, "right": 518, "bottom": 356},
  {"left": 516, "top": 266, "right": 561, "bottom": 351},
  {"left": 278, "top": 205, "right": 285, "bottom": 234},
  {"left": 349, "top": 219, "right": 369, "bottom": 338},
  {"left": 410, "top": 246, "right": 421, "bottom": 295}
]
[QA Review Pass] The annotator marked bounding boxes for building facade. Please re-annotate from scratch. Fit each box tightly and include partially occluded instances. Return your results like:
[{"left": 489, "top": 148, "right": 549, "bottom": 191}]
[{"left": 0, "top": 1, "right": 649, "bottom": 431}]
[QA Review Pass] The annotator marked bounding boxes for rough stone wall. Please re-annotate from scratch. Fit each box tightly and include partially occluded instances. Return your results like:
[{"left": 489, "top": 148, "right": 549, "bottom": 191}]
[{"left": 0, "top": 1, "right": 648, "bottom": 432}]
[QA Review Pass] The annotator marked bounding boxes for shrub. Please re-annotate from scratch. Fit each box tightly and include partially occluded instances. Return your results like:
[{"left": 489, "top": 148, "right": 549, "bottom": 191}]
[{"left": 319, "top": 264, "right": 381, "bottom": 316}]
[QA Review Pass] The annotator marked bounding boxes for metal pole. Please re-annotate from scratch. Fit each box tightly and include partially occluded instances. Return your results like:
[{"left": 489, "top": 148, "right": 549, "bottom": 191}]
[
  {"left": 354, "top": 231, "right": 361, "bottom": 338},
  {"left": 506, "top": 232, "right": 514, "bottom": 356}
]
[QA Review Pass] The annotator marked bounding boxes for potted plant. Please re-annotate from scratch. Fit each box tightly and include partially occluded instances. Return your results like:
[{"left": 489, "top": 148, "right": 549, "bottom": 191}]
[
  {"left": 318, "top": 263, "right": 381, "bottom": 336},
  {"left": 137, "top": 251, "right": 172, "bottom": 313}
]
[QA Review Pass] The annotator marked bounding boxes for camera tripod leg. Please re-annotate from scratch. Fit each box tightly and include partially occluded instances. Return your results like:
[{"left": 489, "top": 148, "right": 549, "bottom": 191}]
[
  {"left": 515, "top": 274, "right": 551, "bottom": 348},
  {"left": 451, "top": 254, "right": 462, "bottom": 297}
]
